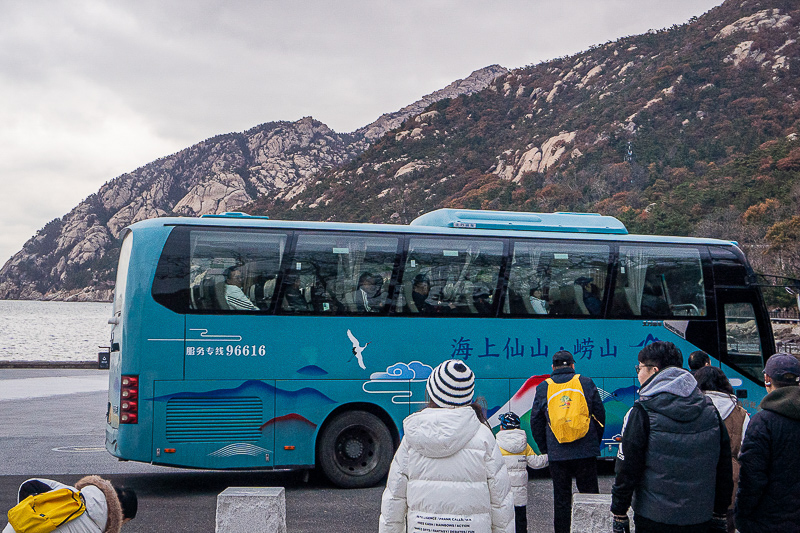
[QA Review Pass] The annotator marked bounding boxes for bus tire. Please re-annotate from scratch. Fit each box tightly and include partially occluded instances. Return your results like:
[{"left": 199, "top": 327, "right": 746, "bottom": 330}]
[{"left": 317, "top": 410, "right": 394, "bottom": 488}]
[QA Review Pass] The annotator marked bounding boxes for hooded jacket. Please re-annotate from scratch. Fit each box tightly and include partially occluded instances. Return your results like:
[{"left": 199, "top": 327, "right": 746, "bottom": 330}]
[
  {"left": 3, "top": 476, "right": 123, "bottom": 533},
  {"left": 379, "top": 407, "right": 515, "bottom": 533},
  {"left": 705, "top": 391, "right": 750, "bottom": 447},
  {"left": 611, "top": 367, "right": 733, "bottom": 526},
  {"left": 735, "top": 386, "right": 800, "bottom": 533},
  {"left": 495, "top": 428, "right": 548, "bottom": 506}
]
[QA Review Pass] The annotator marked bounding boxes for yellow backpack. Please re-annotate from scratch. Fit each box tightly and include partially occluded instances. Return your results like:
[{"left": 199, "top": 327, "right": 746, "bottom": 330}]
[
  {"left": 546, "top": 374, "right": 591, "bottom": 444},
  {"left": 7, "top": 488, "right": 86, "bottom": 533}
]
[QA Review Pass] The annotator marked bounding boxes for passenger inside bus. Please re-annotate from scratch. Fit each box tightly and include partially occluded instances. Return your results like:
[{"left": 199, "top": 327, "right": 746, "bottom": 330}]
[
  {"left": 575, "top": 277, "right": 602, "bottom": 316},
  {"left": 410, "top": 274, "right": 434, "bottom": 314},
  {"left": 346, "top": 272, "right": 384, "bottom": 313},
  {"left": 223, "top": 265, "right": 259, "bottom": 311},
  {"left": 282, "top": 274, "right": 312, "bottom": 312},
  {"left": 640, "top": 277, "right": 671, "bottom": 316}
]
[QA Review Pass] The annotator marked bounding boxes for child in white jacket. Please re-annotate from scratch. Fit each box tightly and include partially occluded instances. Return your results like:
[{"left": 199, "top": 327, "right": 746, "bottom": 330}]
[
  {"left": 496, "top": 412, "right": 549, "bottom": 533},
  {"left": 379, "top": 359, "right": 515, "bottom": 533}
]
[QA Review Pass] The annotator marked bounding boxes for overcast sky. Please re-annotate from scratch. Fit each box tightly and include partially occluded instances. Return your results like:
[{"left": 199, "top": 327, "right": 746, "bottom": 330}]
[{"left": 0, "top": 0, "right": 724, "bottom": 264}]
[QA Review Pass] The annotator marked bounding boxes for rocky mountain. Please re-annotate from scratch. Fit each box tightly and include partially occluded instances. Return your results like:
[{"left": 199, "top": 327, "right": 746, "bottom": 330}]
[
  {"left": 4, "top": 0, "right": 800, "bottom": 306},
  {"left": 0, "top": 65, "right": 506, "bottom": 301},
  {"left": 250, "top": 0, "right": 800, "bottom": 303}
]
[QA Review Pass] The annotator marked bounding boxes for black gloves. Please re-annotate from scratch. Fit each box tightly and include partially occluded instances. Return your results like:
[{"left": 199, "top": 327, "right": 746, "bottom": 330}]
[
  {"left": 612, "top": 514, "right": 630, "bottom": 533},
  {"left": 709, "top": 513, "right": 727, "bottom": 533}
]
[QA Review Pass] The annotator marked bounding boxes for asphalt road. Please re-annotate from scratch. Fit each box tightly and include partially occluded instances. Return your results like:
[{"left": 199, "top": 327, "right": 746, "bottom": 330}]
[{"left": 0, "top": 368, "right": 615, "bottom": 532}]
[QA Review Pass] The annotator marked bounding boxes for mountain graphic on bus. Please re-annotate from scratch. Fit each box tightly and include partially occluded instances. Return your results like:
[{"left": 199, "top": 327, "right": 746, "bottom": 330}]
[
  {"left": 149, "top": 379, "right": 338, "bottom": 405},
  {"left": 260, "top": 413, "right": 317, "bottom": 431},
  {"left": 296, "top": 365, "right": 329, "bottom": 376},
  {"left": 631, "top": 334, "right": 662, "bottom": 347}
]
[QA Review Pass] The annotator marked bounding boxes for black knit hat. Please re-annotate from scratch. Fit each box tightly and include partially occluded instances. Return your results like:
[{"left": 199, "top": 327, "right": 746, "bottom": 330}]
[{"left": 426, "top": 359, "right": 475, "bottom": 407}]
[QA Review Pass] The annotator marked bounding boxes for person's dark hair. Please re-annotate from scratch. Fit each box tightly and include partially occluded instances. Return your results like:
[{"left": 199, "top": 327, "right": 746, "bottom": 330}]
[
  {"left": 638, "top": 341, "right": 683, "bottom": 369},
  {"left": 223, "top": 265, "right": 240, "bottom": 281},
  {"left": 413, "top": 274, "right": 429, "bottom": 288},
  {"left": 115, "top": 487, "right": 138, "bottom": 520},
  {"left": 694, "top": 366, "right": 734, "bottom": 394},
  {"left": 358, "top": 272, "right": 374, "bottom": 287},
  {"left": 688, "top": 350, "right": 711, "bottom": 371}
]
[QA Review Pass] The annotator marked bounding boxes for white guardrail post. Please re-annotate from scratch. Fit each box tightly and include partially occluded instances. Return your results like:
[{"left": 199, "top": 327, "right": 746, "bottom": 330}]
[
  {"left": 571, "top": 493, "right": 634, "bottom": 533},
  {"left": 216, "top": 487, "right": 287, "bottom": 533}
]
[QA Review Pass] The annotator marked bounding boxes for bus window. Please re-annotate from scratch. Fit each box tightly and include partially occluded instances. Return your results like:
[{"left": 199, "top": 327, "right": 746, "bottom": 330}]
[
  {"left": 724, "top": 302, "right": 763, "bottom": 381},
  {"left": 504, "top": 242, "right": 610, "bottom": 317},
  {"left": 611, "top": 245, "right": 707, "bottom": 318},
  {"left": 280, "top": 233, "right": 399, "bottom": 314},
  {"left": 402, "top": 238, "right": 503, "bottom": 316},
  {"left": 188, "top": 230, "right": 287, "bottom": 312}
]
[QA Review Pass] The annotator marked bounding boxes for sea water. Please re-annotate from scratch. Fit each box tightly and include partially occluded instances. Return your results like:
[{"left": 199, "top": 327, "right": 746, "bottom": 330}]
[{"left": 0, "top": 300, "right": 111, "bottom": 362}]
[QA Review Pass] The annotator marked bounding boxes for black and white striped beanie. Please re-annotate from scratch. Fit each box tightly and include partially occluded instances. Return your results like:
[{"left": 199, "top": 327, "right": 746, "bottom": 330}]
[{"left": 426, "top": 359, "right": 475, "bottom": 408}]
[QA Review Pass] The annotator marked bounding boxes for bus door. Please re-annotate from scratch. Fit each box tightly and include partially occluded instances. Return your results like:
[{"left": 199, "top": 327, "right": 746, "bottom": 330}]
[{"left": 715, "top": 288, "right": 772, "bottom": 411}]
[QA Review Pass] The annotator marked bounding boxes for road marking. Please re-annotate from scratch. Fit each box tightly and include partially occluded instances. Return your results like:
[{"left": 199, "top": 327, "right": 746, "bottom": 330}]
[
  {"left": 0, "top": 376, "right": 108, "bottom": 401},
  {"left": 52, "top": 446, "right": 107, "bottom": 453}
]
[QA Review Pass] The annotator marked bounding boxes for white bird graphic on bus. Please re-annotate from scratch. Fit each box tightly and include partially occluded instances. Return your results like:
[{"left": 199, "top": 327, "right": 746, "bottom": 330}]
[{"left": 347, "top": 329, "right": 369, "bottom": 370}]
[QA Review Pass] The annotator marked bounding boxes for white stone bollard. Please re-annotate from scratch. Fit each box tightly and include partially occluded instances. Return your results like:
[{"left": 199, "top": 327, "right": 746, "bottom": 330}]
[
  {"left": 570, "top": 493, "right": 634, "bottom": 532},
  {"left": 216, "top": 487, "right": 287, "bottom": 533}
]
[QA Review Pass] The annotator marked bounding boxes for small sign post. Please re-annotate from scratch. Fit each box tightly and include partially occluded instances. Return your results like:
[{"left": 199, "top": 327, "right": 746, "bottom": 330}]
[{"left": 98, "top": 347, "right": 110, "bottom": 369}]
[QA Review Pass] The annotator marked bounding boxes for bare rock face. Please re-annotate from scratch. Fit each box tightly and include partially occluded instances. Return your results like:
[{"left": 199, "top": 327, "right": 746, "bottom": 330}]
[
  {"left": 0, "top": 66, "right": 507, "bottom": 301},
  {"left": 356, "top": 65, "right": 508, "bottom": 142}
]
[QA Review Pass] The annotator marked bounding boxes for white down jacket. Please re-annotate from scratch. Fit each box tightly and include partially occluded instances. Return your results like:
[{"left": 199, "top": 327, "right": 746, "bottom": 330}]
[
  {"left": 3, "top": 476, "right": 123, "bottom": 533},
  {"left": 495, "top": 429, "right": 549, "bottom": 506},
  {"left": 379, "top": 406, "right": 514, "bottom": 533}
]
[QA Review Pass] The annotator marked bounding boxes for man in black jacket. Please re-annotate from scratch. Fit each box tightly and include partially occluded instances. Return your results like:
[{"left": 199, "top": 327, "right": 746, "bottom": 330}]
[
  {"left": 610, "top": 341, "right": 732, "bottom": 533},
  {"left": 735, "top": 353, "right": 800, "bottom": 533},
  {"left": 530, "top": 349, "right": 605, "bottom": 533}
]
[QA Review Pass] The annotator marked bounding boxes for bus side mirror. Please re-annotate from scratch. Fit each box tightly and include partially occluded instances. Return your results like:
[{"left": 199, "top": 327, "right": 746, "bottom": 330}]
[{"left": 736, "top": 389, "right": 748, "bottom": 399}]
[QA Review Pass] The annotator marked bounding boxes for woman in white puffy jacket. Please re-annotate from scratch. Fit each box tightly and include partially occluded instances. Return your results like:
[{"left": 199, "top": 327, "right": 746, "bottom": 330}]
[
  {"left": 496, "top": 412, "right": 548, "bottom": 532},
  {"left": 379, "top": 360, "right": 515, "bottom": 533}
]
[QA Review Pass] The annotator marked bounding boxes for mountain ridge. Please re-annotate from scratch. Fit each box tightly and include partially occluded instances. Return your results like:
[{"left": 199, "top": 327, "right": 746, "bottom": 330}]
[
  {"left": 0, "top": 65, "right": 506, "bottom": 301},
  {"left": 247, "top": 0, "right": 800, "bottom": 294},
  {"left": 3, "top": 0, "right": 800, "bottom": 303}
]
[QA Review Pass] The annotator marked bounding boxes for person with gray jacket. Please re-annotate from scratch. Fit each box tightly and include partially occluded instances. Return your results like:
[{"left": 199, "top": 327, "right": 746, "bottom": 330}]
[
  {"left": 3, "top": 476, "right": 137, "bottom": 533},
  {"left": 379, "top": 359, "right": 514, "bottom": 533},
  {"left": 610, "top": 341, "right": 732, "bottom": 533}
]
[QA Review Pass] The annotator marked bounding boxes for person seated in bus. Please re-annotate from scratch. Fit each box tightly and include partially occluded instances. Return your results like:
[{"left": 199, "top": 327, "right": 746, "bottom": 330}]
[
  {"left": 530, "top": 285, "right": 549, "bottom": 314},
  {"left": 640, "top": 278, "right": 670, "bottom": 316},
  {"left": 248, "top": 274, "right": 276, "bottom": 309},
  {"left": 576, "top": 277, "right": 602, "bottom": 315},
  {"left": 223, "top": 266, "right": 259, "bottom": 311},
  {"left": 282, "top": 274, "right": 311, "bottom": 312},
  {"left": 349, "top": 272, "right": 383, "bottom": 313},
  {"left": 471, "top": 283, "right": 492, "bottom": 315},
  {"left": 411, "top": 274, "right": 435, "bottom": 314}
]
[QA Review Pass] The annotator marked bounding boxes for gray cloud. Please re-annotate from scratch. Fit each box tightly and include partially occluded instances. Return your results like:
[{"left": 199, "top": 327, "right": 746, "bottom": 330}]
[{"left": 0, "top": 0, "right": 722, "bottom": 263}]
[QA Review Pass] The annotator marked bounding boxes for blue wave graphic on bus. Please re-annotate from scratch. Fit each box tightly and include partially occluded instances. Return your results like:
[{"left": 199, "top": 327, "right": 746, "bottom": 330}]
[
  {"left": 149, "top": 379, "right": 337, "bottom": 405},
  {"left": 630, "top": 334, "right": 662, "bottom": 347},
  {"left": 296, "top": 365, "right": 329, "bottom": 376},
  {"left": 607, "top": 385, "right": 639, "bottom": 405},
  {"left": 369, "top": 361, "right": 434, "bottom": 380}
]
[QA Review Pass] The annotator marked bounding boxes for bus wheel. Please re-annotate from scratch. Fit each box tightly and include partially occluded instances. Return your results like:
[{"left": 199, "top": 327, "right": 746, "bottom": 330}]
[{"left": 317, "top": 410, "right": 394, "bottom": 488}]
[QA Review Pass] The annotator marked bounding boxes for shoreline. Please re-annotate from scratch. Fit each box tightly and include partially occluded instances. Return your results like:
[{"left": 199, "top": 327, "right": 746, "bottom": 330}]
[{"left": 0, "top": 361, "right": 102, "bottom": 369}]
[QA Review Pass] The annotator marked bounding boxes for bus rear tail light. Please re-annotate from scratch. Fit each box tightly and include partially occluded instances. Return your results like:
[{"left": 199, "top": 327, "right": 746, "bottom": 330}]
[
  {"left": 120, "top": 412, "right": 138, "bottom": 424},
  {"left": 120, "top": 375, "right": 139, "bottom": 424}
]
